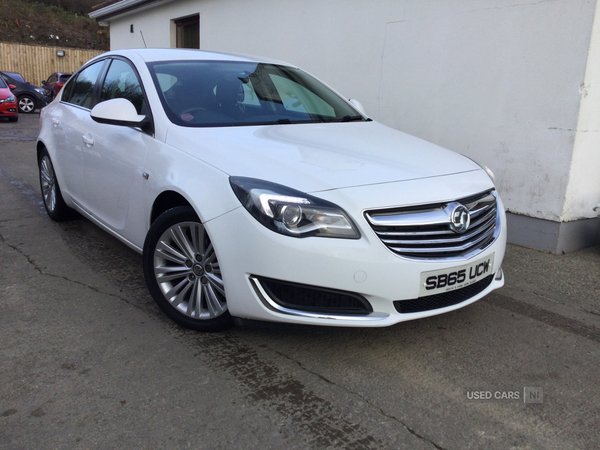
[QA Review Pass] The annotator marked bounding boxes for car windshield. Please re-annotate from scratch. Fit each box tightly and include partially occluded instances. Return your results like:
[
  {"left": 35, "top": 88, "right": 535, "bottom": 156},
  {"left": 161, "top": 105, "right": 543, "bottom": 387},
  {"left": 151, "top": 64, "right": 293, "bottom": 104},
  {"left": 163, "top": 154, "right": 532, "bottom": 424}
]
[
  {"left": 0, "top": 77, "right": 6, "bottom": 89},
  {"left": 148, "top": 60, "right": 364, "bottom": 127}
]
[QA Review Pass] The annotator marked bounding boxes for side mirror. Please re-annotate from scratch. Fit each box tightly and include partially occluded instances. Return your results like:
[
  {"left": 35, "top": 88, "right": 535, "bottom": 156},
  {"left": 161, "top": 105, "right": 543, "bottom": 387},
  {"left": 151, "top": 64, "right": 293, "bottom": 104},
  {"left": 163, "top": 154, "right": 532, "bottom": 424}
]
[
  {"left": 91, "top": 98, "right": 147, "bottom": 127},
  {"left": 9, "top": 84, "right": 16, "bottom": 90},
  {"left": 349, "top": 99, "right": 367, "bottom": 116}
]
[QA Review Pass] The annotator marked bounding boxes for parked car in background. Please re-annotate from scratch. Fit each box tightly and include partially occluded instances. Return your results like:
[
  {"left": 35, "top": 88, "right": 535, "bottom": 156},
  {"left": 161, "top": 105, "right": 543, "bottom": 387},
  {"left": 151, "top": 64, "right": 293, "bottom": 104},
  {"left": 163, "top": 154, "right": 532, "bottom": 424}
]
[
  {"left": 1, "top": 72, "right": 26, "bottom": 83},
  {"left": 0, "top": 71, "right": 49, "bottom": 114},
  {"left": 42, "top": 72, "right": 73, "bottom": 100},
  {"left": 36, "top": 48, "right": 506, "bottom": 332},
  {"left": 0, "top": 75, "right": 18, "bottom": 122}
]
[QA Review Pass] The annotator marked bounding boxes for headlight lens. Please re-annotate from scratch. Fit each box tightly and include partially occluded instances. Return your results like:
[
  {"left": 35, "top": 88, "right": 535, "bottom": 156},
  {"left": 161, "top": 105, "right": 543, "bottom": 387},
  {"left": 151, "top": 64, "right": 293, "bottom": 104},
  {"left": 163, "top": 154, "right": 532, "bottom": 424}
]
[
  {"left": 35, "top": 87, "right": 45, "bottom": 94},
  {"left": 230, "top": 177, "right": 360, "bottom": 239},
  {"left": 0, "top": 95, "right": 15, "bottom": 104}
]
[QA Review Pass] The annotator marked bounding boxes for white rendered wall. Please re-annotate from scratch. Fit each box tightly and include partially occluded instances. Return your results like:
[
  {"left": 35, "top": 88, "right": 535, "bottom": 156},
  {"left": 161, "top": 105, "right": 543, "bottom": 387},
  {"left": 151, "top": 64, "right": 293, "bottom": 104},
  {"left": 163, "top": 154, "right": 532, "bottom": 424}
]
[
  {"left": 563, "top": 2, "right": 600, "bottom": 221},
  {"left": 107, "top": 0, "right": 599, "bottom": 223}
]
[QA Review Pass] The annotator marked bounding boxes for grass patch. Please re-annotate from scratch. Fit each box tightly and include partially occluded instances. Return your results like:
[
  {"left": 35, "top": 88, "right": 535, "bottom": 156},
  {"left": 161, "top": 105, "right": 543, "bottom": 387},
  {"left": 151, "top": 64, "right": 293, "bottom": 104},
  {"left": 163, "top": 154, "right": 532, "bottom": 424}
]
[{"left": 0, "top": 0, "right": 109, "bottom": 50}]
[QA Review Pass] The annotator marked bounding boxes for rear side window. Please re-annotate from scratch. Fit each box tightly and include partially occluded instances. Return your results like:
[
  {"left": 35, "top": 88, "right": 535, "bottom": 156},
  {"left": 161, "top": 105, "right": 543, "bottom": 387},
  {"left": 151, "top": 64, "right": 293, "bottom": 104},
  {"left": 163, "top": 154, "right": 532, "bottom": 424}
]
[
  {"left": 1, "top": 73, "right": 18, "bottom": 85},
  {"left": 63, "top": 61, "right": 105, "bottom": 109}
]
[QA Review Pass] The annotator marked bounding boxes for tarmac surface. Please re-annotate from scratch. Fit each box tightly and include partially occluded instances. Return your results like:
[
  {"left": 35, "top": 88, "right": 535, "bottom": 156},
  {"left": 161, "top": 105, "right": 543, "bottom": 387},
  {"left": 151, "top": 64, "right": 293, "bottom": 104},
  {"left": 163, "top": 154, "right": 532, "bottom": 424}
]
[{"left": 1, "top": 113, "right": 599, "bottom": 449}]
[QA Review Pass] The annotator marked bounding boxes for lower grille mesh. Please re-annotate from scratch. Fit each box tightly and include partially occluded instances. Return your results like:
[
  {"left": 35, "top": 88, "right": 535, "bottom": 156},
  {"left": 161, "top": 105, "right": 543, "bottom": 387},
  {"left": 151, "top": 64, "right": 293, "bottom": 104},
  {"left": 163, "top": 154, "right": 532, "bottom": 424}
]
[
  {"left": 394, "top": 275, "right": 493, "bottom": 313},
  {"left": 257, "top": 277, "right": 373, "bottom": 315}
]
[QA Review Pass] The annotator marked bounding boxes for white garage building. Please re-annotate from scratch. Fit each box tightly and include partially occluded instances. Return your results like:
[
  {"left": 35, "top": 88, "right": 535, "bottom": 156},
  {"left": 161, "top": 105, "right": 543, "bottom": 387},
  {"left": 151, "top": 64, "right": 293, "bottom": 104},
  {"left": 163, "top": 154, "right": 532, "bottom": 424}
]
[{"left": 90, "top": 0, "right": 600, "bottom": 253}]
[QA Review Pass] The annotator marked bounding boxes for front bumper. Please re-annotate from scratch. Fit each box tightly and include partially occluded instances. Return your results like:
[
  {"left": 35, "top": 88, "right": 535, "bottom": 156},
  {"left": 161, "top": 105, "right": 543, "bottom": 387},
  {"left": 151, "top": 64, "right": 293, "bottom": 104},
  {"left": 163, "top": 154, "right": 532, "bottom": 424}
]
[
  {"left": 0, "top": 105, "right": 18, "bottom": 117},
  {"left": 205, "top": 188, "right": 507, "bottom": 327}
]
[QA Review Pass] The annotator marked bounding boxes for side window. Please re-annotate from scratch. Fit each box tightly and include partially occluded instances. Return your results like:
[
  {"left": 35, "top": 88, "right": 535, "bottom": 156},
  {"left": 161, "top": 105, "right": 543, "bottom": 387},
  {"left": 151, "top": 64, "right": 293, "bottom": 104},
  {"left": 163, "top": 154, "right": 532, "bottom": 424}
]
[
  {"left": 100, "top": 59, "right": 145, "bottom": 114},
  {"left": 63, "top": 61, "right": 105, "bottom": 109}
]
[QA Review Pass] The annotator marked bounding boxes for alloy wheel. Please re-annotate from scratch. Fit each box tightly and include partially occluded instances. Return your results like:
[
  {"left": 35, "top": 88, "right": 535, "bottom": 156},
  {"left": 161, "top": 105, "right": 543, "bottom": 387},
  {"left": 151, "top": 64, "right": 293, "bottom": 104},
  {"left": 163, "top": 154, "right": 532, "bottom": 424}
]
[
  {"left": 18, "top": 96, "right": 35, "bottom": 113},
  {"left": 40, "top": 155, "right": 57, "bottom": 213},
  {"left": 153, "top": 221, "right": 227, "bottom": 320}
]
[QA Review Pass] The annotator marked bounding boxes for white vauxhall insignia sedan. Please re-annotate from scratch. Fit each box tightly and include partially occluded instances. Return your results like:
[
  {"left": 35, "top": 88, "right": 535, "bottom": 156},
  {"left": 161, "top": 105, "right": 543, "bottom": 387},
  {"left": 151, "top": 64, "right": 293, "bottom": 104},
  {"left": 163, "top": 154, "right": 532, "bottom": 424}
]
[{"left": 37, "top": 48, "right": 506, "bottom": 331}]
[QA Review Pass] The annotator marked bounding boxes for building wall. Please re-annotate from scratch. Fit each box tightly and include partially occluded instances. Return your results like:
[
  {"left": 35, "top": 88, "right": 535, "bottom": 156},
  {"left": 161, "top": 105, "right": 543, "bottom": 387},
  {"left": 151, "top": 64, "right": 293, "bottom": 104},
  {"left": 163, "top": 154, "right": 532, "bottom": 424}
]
[
  {"left": 564, "top": 1, "right": 600, "bottom": 221},
  {"left": 105, "top": 0, "right": 600, "bottom": 250}
]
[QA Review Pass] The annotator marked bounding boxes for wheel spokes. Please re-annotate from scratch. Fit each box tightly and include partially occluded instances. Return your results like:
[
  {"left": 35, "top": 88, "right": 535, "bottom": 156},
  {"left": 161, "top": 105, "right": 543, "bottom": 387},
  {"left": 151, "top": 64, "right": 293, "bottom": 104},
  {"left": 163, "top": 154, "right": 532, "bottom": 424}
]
[
  {"left": 40, "top": 157, "right": 56, "bottom": 212},
  {"left": 156, "top": 240, "right": 187, "bottom": 265},
  {"left": 203, "top": 282, "right": 227, "bottom": 317},
  {"left": 153, "top": 221, "right": 226, "bottom": 320}
]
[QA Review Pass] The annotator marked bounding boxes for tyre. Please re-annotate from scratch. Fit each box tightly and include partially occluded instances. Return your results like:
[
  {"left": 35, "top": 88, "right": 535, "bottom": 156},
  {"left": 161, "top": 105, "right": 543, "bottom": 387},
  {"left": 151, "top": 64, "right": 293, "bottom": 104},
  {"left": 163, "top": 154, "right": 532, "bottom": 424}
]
[
  {"left": 143, "top": 206, "right": 233, "bottom": 331},
  {"left": 18, "top": 95, "right": 36, "bottom": 114},
  {"left": 38, "top": 148, "right": 73, "bottom": 221}
]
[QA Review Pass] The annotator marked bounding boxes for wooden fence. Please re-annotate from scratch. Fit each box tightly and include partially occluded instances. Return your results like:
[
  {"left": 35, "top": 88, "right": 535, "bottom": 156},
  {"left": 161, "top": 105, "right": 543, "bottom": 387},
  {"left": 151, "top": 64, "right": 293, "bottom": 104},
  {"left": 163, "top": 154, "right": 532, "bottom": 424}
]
[{"left": 0, "top": 42, "right": 104, "bottom": 86}]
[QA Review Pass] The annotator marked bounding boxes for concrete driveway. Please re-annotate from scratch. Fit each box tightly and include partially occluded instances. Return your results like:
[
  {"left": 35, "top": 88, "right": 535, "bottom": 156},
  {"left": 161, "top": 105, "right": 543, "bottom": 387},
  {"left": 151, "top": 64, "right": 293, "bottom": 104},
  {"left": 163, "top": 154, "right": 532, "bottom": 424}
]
[{"left": 1, "top": 114, "right": 599, "bottom": 449}]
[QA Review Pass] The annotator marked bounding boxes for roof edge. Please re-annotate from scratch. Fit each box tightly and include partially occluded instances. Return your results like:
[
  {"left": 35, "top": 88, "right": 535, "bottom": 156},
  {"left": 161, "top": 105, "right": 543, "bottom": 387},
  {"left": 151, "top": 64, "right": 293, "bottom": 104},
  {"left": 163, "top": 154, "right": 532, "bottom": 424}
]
[{"left": 89, "top": 0, "right": 172, "bottom": 21}]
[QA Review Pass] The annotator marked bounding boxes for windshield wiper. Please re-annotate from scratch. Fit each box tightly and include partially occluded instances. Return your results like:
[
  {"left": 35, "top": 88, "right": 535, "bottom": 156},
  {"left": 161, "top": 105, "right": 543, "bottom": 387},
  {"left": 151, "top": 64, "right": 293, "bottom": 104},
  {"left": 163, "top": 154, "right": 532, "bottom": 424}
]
[
  {"left": 340, "top": 115, "right": 366, "bottom": 122},
  {"left": 320, "top": 115, "right": 367, "bottom": 123},
  {"left": 275, "top": 118, "right": 327, "bottom": 125}
]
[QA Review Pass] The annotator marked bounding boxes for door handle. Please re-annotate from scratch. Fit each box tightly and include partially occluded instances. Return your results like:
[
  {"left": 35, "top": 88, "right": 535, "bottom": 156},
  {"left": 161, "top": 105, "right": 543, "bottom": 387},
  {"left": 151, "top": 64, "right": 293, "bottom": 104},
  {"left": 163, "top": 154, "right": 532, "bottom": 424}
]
[{"left": 82, "top": 136, "right": 94, "bottom": 146}]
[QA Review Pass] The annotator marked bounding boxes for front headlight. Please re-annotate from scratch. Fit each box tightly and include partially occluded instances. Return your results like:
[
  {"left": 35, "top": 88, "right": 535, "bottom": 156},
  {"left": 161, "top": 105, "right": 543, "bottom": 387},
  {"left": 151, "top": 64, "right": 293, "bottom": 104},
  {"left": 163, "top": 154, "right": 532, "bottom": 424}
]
[
  {"left": 230, "top": 177, "right": 360, "bottom": 239},
  {"left": 0, "top": 95, "right": 15, "bottom": 104},
  {"left": 35, "top": 87, "right": 46, "bottom": 95}
]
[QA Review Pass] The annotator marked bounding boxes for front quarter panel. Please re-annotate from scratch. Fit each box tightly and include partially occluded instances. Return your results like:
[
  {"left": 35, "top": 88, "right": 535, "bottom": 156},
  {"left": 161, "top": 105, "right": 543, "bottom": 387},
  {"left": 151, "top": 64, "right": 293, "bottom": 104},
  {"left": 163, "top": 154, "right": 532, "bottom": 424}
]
[{"left": 143, "top": 133, "right": 242, "bottom": 228}]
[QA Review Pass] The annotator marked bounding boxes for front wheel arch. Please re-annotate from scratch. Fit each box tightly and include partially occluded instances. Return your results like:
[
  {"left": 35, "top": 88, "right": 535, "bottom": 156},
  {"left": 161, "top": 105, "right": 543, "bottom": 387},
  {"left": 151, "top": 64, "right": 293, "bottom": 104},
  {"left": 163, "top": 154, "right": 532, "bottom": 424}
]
[{"left": 150, "top": 190, "right": 191, "bottom": 225}]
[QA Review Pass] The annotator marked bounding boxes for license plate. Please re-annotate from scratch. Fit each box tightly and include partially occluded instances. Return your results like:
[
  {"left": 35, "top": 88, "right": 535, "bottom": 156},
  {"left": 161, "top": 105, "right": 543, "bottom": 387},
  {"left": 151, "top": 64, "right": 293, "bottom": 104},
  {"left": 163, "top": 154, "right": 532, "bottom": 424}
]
[{"left": 419, "top": 254, "right": 495, "bottom": 297}]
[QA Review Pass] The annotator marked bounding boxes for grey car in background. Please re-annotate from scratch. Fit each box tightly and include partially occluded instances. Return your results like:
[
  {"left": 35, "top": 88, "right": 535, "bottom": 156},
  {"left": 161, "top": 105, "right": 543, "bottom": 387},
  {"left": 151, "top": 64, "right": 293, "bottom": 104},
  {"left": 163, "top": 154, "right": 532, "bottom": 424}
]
[{"left": 0, "top": 71, "right": 49, "bottom": 113}]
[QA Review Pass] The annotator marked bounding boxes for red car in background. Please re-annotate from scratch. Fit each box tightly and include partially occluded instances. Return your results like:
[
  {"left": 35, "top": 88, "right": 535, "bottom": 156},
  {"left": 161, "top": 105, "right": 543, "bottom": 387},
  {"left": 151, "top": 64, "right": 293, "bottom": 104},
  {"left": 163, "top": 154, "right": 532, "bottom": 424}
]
[
  {"left": 42, "top": 72, "right": 73, "bottom": 100},
  {"left": 0, "top": 75, "right": 18, "bottom": 122}
]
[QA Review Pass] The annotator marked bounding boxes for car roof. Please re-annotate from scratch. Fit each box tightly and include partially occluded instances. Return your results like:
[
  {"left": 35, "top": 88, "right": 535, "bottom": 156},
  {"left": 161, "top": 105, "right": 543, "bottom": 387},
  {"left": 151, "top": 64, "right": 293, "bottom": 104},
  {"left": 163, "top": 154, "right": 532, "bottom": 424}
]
[{"left": 97, "top": 48, "right": 292, "bottom": 67}]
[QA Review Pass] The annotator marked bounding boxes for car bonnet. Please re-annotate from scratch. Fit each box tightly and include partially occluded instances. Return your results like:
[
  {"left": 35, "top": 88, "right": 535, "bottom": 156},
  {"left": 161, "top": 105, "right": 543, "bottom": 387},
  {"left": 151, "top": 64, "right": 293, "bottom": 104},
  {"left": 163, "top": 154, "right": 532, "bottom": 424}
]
[{"left": 164, "top": 120, "right": 481, "bottom": 193}]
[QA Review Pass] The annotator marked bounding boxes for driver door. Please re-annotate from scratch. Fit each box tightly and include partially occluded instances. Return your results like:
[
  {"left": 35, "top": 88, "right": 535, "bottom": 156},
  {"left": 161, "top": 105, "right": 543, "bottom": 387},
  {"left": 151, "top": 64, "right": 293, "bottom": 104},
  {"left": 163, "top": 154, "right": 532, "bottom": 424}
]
[{"left": 81, "top": 58, "right": 153, "bottom": 242}]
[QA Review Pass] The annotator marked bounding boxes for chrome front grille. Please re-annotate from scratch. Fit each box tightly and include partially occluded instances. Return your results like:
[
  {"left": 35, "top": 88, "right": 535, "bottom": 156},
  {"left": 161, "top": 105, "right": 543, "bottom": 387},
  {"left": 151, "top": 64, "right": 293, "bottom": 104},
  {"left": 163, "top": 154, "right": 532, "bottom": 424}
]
[{"left": 364, "top": 190, "right": 499, "bottom": 259}]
